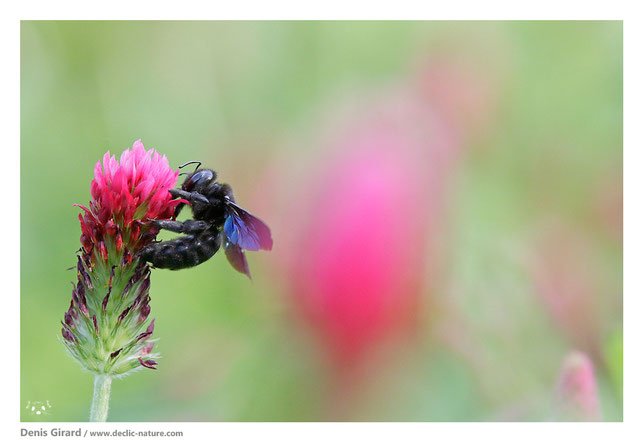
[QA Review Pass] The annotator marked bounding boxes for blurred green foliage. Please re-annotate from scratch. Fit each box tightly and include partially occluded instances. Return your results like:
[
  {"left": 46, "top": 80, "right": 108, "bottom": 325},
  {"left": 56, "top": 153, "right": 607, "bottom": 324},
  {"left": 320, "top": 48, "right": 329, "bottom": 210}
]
[{"left": 21, "top": 21, "right": 621, "bottom": 421}]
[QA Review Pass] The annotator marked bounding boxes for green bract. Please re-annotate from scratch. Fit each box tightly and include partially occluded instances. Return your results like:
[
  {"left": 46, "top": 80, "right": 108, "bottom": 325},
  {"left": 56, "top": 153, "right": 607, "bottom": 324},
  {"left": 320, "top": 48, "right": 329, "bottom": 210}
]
[{"left": 62, "top": 252, "right": 158, "bottom": 376}]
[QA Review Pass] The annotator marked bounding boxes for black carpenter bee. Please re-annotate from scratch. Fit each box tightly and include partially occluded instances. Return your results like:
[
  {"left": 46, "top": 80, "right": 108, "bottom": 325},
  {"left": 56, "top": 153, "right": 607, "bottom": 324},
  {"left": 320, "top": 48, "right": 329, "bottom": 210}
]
[{"left": 138, "top": 162, "right": 272, "bottom": 278}]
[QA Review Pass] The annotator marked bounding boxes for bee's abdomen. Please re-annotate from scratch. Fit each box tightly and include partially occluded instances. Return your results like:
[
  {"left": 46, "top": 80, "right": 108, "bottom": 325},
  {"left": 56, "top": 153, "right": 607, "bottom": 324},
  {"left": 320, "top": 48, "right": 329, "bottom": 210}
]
[{"left": 139, "top": 231, "right": 221, "bottom": 270}]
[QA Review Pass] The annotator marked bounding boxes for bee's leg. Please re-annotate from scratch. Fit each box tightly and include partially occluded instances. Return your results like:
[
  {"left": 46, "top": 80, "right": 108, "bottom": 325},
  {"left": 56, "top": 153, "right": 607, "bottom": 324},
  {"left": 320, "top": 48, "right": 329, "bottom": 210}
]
[
  {"left": 151, "top": 219, "right": 210, "bottom": 234},
  {"left": 173, "top": 201, "right": 187, "bottom": 219},
  {"left": 169, "top": 189, "right": 210, "bottom": 205}
]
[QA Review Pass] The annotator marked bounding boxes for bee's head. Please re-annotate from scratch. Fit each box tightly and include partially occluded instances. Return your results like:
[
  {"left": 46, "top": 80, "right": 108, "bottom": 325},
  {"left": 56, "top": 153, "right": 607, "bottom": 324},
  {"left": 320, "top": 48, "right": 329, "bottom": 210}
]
[{"left": 182, "top": 169, "right": 217, "bottom": 192}]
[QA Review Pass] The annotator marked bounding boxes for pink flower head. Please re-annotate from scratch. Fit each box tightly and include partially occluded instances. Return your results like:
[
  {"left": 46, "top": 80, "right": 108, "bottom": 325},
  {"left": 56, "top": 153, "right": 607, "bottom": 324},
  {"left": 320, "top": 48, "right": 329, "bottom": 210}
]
[
  {"left": 282, "top": 91, "right": 463, "bottom": 373},
  {"left": 76, "top": 140, "right": 184, "bottom": 262},
  {"left": 556, "top": 351, "right": 602, "bottom": 420}
]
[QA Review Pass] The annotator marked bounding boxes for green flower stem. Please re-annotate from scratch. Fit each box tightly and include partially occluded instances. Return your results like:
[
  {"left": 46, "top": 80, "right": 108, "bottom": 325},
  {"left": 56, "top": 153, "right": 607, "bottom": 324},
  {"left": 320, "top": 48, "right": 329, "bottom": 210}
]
[{"left": 89, "top": 374, "right": 112, "bottom": 422}]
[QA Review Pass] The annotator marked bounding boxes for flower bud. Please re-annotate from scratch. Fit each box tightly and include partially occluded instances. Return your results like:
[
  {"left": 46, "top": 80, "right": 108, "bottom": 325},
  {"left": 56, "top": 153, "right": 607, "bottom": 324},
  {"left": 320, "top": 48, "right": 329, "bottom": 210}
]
[{"left": 555, "top": 351, "right": 602, "bottom": 421}]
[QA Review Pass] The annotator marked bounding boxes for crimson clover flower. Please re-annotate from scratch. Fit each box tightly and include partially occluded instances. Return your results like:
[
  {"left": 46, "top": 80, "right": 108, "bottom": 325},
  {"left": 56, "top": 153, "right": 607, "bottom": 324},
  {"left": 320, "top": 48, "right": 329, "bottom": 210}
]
[
  {"left": 61, "top": 140, "right": 184, "bottom": 421},
  {"left": 77, "top": 140, "right": 183, "bottom": 262}
]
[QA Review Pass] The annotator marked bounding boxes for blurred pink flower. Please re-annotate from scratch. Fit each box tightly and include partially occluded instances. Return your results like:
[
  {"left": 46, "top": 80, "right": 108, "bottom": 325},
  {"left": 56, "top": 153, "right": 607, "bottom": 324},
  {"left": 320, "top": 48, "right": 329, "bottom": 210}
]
[
  {"left": 281, "top": 87, "right": 467, "bottom": 373},
  {"left": 264, "top": 54, "right": 501, "bottom": 417},
  {"left": 555, "top": 351, "right": 602, "bottom": 421}
]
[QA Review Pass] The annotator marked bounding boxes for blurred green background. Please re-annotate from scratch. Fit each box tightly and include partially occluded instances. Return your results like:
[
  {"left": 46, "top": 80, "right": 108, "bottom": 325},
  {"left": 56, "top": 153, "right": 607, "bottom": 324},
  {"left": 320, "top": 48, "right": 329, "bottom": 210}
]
[{"left": 21, "top": 21, "right": 622, "bottom": 421}]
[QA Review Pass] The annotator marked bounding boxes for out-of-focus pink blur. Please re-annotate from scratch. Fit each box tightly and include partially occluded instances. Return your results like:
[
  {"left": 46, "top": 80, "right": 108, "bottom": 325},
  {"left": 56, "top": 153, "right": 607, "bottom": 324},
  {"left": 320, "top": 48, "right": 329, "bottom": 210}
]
[
  {"left": 276, "top": 55, "right": 496, "bottom": 376},
  {"left": 555, "top": 351, "right": 602, "bottom": 421},
  {"left": 530, "top": 222, "right": 604, "bottom": 360}
]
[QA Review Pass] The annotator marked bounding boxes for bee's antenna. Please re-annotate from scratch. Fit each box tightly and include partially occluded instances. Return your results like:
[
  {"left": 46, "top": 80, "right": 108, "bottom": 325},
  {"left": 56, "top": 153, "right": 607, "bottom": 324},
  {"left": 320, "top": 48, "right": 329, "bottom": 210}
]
[{"left": 178, "top": 161, "right": 202, "bottom": 173}]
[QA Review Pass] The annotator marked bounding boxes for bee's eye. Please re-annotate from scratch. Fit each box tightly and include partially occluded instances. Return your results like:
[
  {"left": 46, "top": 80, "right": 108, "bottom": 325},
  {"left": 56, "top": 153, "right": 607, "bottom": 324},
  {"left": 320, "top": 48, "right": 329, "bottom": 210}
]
[{"left": 183, "top": 170, "right": 214, "bottom": 191}]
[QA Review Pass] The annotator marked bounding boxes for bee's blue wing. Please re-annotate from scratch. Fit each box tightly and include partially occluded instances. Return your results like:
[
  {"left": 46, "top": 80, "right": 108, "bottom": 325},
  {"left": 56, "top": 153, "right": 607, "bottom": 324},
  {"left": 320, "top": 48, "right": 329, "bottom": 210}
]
[
  {"left": 224, "top": 202, "right": 273, "bottom": 252},
  {"left": 224, "top": 240, "right": 251, "bottom": 279}
]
